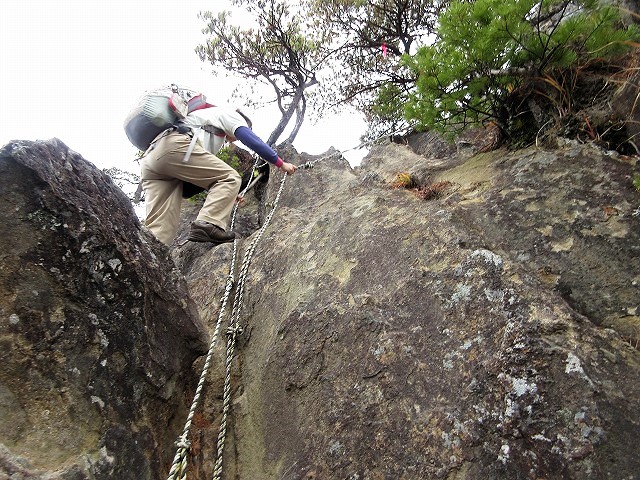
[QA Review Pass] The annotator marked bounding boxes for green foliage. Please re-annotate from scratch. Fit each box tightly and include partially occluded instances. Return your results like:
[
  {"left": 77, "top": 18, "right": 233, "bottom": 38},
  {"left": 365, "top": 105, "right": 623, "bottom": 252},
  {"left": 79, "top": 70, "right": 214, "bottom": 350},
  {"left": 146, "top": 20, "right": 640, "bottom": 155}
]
[
  {"left": 390, "top": 171, "right": 417, "bottom": 189},
  {"left": 401, "top": 0, "right": 640, "bottom": 137},
  {"left": 633, "top": 174, "right": 640, "bottom": 192},
  {"left": 187, "top": 191, "right": 208, "bottom": 203},
  {"left": 216, "top": 146, "right": 242, "bottom": 171},
  {"left": 309, "top": 0, "right": 443, "bottom": 139},
  {"left": 365, "top": 83, "right": 411, "bottom": 140}
]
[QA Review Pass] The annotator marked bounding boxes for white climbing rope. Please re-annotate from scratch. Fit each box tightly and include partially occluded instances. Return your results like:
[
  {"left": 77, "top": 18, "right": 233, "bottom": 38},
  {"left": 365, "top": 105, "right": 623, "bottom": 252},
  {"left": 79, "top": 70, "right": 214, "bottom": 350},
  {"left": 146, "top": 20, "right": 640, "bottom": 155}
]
[
  {"left": 297, "top": 127, "right": 407, "bottom": 169},
  {"left": 167, "top": 128, "right": 401, "bottom": 479},
  {"left": 165, "top": 238, "right": 238, "bottom": 480},
  {"left": 207, "top": 133, "right": 400, "bottom": 476},
  {"left": 166, "top": 158, "right": 261, "bottom": 480},
  {"left": 212, "top": 174, "right": 288, "bottom": 480},
  {"left": 166, "top": 160, "right": 287, "bottom": 480}
]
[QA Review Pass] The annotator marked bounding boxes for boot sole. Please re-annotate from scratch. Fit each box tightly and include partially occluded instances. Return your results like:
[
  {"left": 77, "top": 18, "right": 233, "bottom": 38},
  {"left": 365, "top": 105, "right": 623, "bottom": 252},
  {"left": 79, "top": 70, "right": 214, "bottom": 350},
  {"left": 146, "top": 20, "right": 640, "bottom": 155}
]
[{"left": 187, "top": 230, "right": 235, "bottom": 244}]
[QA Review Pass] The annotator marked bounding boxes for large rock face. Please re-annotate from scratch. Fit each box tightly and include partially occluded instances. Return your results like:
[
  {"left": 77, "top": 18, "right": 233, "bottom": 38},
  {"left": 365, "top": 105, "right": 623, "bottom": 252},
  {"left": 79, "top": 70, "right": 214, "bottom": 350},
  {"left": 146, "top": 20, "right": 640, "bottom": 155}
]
[
  {"left": 0, "top": 139, "right": 208, "bottom": 479},
  {"left": 171, "top": 136, "right": 640, "bottom": 479},
  {"left": 1, "top": 134, "right": 639, "bottom": 480}
]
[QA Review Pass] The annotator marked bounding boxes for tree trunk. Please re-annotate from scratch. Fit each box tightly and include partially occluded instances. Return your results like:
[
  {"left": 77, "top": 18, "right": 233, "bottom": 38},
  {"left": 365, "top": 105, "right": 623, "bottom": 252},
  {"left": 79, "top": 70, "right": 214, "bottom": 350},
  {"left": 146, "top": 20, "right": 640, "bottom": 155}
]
[{"left": 286, "top": 97, "right": 307, "bottom": 144}]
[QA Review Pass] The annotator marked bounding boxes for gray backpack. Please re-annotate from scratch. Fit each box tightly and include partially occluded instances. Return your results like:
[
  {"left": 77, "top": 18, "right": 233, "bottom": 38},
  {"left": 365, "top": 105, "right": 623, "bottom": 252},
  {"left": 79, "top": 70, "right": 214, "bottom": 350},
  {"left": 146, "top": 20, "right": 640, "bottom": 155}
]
[{"left": 124, "top": 85, "right": 208, "bottom": 151}]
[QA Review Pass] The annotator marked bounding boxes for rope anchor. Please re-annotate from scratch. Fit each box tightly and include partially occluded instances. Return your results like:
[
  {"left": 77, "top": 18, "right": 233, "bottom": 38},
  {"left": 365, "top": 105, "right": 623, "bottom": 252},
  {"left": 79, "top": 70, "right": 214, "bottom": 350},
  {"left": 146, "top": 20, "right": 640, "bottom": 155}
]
[{"left": 226, "top": 325, "right": 244, "bottom": 336}]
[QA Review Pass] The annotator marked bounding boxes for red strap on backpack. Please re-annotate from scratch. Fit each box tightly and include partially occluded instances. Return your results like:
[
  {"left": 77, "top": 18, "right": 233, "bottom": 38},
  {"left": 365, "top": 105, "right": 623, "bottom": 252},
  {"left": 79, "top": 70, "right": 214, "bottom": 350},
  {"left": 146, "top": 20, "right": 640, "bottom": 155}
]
[{"left": 187, "top": 94, "right": 215, "bottom": 112}]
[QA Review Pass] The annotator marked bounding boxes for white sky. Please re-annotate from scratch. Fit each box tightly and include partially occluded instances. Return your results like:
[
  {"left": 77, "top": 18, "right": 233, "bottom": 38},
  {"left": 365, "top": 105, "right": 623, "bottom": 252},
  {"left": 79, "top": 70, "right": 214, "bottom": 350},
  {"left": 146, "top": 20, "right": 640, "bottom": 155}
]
[{"left": 0, "top": 1, "right": 368, "bottom": 173}]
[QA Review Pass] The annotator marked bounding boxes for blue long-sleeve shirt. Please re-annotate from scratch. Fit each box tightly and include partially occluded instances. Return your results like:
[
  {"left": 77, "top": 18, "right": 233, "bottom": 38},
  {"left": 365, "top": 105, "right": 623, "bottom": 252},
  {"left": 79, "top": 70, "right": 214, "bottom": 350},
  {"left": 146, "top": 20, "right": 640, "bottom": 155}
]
[{"left": 234, "top": 126, "right": 282, "bottom": 167}]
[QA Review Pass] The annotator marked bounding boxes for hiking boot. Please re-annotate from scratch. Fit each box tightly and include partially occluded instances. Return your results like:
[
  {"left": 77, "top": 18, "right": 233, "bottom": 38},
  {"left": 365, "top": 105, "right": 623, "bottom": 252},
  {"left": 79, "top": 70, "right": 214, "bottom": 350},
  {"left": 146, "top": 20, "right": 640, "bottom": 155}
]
[{"left": 188, "top": 220, "right": 236, "bottom": 244}]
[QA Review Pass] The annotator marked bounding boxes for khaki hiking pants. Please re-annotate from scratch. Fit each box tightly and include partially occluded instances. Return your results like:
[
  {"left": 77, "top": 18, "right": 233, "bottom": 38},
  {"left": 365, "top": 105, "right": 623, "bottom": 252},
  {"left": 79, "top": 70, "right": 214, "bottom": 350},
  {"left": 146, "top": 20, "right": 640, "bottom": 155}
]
[{"left": 141, "top": 131, "right": 241, "bottom": 245}]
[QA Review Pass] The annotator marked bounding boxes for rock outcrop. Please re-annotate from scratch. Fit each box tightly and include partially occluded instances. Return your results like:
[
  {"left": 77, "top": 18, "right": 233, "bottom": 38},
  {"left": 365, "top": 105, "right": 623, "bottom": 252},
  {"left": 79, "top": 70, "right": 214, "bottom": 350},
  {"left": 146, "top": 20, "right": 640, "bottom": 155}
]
[
  {"left": 1, "top": 133, "right": 639, "bottom": 480},
  {"left": 172, "top": 136, "right": 640, "bottom": 479},
  {"left": 0, "top": 139, "right": 208, "bottom": 479}
]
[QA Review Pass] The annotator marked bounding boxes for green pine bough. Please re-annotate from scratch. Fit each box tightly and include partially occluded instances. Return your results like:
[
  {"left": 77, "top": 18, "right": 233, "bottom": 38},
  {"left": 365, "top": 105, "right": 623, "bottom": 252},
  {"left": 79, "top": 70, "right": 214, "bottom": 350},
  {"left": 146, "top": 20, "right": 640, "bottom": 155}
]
[{"left": 398, "top": 0, "right": 639, "bottom": 138}]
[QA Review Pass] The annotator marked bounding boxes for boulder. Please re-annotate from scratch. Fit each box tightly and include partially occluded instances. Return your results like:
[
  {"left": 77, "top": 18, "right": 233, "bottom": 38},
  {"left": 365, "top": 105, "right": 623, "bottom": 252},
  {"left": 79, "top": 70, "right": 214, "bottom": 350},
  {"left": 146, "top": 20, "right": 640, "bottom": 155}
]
[
  {"left": 0, "top": 139, "right": 208, "bottom": 479},
  {"left": 2, "top": 132, "right": 639, "bottom": 480},
  {"left": 172, "top": 137, "right": 640, "bottom": 479}
]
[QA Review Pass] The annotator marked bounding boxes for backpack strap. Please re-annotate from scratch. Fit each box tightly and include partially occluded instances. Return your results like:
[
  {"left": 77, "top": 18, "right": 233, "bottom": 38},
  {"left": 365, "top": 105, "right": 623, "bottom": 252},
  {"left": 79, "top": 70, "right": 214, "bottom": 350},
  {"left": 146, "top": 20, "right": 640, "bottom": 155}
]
[
  {"left": 181, "top": 124, "right": 227, "bottom": 163},
  {"left": 183, "top": 126, "right": 202, "bottom": 163},
  {"left": 142, "top": 127, "right": 176, "bottom": 156}
]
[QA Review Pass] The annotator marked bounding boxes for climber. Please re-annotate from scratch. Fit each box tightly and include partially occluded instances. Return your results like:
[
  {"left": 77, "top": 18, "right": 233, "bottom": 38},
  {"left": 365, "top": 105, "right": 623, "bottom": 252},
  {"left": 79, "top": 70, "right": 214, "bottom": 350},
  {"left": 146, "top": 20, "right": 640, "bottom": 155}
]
[{"left": 141, "top": 104, "right": 297, "bottom": 246}]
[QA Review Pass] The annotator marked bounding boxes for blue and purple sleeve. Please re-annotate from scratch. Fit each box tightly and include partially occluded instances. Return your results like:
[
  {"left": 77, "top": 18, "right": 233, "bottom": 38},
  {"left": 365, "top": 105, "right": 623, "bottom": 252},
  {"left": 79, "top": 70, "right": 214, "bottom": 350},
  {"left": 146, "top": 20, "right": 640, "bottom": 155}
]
[{"left": 234, "top": 126, "right": 283, "bottom": 167}]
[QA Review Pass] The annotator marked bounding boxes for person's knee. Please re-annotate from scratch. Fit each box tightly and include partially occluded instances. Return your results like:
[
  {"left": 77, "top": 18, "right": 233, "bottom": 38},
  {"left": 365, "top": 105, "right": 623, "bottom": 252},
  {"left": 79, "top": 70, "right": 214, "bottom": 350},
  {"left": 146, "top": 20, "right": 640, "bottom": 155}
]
[
  {"left": 230, "top": 171, "right": 241, "bottom": 193},
  {"left": 206, "top": 170, "right": 241, "bottom": 193}
]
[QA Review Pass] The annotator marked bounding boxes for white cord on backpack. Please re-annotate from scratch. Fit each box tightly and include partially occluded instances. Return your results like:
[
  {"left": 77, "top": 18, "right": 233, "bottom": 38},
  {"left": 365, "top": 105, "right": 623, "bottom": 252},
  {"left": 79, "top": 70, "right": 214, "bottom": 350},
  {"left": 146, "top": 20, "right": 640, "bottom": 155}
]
[{"left": 182, "top": 126, "right": 201, "bottom": 163}]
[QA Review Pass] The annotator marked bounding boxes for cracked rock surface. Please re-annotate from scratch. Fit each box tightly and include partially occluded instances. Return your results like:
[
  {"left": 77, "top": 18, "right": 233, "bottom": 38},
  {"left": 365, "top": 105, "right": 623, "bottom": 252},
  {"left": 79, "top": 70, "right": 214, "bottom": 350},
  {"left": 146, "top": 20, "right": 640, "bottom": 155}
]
[
  {"left": 1, "top": 133, "right": 639, "bottom": 480},
  {"left": 174, "top": 135, "right": 639, "bottom": 480}
]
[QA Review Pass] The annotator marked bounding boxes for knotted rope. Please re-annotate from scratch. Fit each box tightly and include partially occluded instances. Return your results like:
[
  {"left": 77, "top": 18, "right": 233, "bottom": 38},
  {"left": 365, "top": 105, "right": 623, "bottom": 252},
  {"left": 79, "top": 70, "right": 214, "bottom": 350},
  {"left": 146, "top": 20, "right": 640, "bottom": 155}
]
[
  {"left": 167, "top": 129, "right": 398, "bottom": 479},
  {"left": 212, "top": 173, "right": 288, "bottom": 480},
  {"left": 166, "top": 165, "right": 288, "bottom": 480}
]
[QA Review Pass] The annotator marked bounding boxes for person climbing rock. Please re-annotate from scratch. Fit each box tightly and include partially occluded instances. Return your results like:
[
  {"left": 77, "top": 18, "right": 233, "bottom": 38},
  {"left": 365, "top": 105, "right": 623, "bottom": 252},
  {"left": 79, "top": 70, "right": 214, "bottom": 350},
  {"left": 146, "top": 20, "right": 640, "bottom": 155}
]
[{"left": 141, "top": 104, "right": 297, "bottom": 245}]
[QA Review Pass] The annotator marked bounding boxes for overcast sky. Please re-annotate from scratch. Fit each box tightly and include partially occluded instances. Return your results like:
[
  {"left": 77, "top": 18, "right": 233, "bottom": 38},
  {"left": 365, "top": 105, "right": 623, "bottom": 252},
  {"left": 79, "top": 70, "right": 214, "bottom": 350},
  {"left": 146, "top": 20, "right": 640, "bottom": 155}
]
[{"left": 0, "top": 1, "right": 368, "bottom": 172}]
